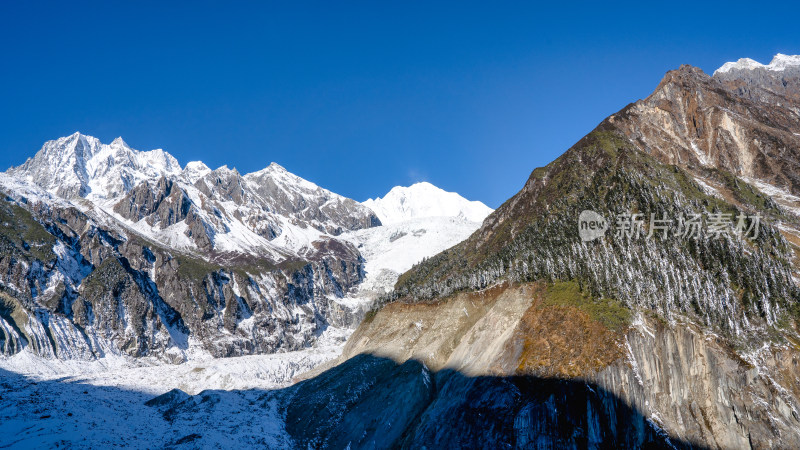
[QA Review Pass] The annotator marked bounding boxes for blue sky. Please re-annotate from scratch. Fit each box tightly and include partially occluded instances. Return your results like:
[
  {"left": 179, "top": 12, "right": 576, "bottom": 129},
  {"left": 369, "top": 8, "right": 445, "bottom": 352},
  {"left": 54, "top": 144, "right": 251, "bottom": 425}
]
[{"left": 1, "top": 1, "right": 798, "bottom": 207}]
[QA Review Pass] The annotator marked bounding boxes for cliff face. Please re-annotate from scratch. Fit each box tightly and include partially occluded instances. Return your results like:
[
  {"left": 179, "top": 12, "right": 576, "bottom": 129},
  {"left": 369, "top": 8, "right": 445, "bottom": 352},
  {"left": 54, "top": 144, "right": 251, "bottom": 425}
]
[
  {"left": 291, "top": 282, "right": 800, "bottom": 448},
  {"left": 286, "top": 355, "right": 681, "bottom": 449},
  {"left": 614, "top": 65, "right": 800, "bottom": 192},
  {"left": 0, "top": 196, "right": 365, "bottom": 361}
]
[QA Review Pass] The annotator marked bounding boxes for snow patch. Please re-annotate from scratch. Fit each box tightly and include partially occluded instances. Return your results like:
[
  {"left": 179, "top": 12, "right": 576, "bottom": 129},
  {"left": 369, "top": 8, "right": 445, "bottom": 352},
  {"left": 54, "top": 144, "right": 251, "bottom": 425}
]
[
  {"left": 692, "top": 177, "right": 722, "bottom": 199},
  {"left": 363, "top": 182, "right": 492, "bottom": 224},
  {"left": 742, "top": 177, "right": 800, "bottom": 217},
  {"left": 714, "top": 54, "right": 800, "bottom": 75}
]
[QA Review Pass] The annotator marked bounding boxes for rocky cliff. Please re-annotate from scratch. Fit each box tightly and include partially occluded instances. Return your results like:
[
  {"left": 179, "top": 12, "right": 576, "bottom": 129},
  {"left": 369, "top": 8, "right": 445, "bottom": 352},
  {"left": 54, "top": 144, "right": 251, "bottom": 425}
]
[{"left": 299, "top": 282, "right": 799, "bottom": 447}]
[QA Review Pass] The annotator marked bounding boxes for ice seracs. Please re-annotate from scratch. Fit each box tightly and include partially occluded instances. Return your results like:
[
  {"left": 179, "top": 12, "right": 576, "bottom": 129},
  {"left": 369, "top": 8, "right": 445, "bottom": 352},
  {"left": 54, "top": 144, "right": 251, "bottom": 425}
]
[
  {"left": 714, "top": 53, "right": 800, "bottom": 75},
  {"left": 362, "top": 181, "right": 493, "bottom": 225}
]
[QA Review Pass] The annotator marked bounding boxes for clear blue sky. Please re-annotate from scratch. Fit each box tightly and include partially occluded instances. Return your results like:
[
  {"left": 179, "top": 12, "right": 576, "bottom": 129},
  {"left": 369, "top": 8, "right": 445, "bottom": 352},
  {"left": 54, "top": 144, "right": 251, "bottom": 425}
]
[{"left": 1, "top": 1, "right": 798, "bottom": 207}]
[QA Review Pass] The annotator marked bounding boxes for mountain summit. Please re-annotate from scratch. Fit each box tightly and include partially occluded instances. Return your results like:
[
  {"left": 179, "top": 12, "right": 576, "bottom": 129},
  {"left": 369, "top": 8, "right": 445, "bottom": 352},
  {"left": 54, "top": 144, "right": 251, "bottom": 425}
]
[
  {"left": 714, "top": 53, "right": 800, "bottom": 74},
  {"left": 8, "top": 132, "right": 182, "bottom": 199},
  {"left": 363, "top": 182, "right": 492, "bottom": 224}
]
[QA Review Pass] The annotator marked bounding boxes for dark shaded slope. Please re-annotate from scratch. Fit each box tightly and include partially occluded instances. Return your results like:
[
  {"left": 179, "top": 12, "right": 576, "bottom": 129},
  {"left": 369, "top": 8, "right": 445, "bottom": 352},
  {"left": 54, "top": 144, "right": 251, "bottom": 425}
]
[{"left": 283, "top": 354, "right": 693, "bottom": 449}]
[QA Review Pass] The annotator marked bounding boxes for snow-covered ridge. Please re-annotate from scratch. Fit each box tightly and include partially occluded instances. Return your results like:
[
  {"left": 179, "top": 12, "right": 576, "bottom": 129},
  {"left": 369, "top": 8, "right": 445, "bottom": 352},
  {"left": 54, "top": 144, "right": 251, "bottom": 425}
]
[
  {"left": 3, "top": 132, "right": 382, "bottom": 257},
  {"left": 8, "top": 132, "right": 335, "bottom": 202},
  {"left": 3, "top": 134, "right": 492, "bottom": 260},
  {"left": 8, "top": 132, "right": 182, "bottom": 200},
  {"left": 363, "top": 181, "right": 493, "bottom": 225},
  {"left": 714, "top": 53, "right": 800, "bottom": 75}
]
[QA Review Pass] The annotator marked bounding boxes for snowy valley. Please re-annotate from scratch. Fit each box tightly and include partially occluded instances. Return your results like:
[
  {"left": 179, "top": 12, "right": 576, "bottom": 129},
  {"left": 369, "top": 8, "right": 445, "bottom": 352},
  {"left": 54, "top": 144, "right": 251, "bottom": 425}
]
[{"left": 0, "top": 133, "right": 493, "bottom": 447}]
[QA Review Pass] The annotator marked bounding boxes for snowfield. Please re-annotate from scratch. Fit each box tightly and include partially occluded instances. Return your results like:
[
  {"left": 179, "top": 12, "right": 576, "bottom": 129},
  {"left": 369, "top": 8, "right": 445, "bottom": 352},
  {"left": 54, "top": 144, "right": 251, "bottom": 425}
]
[{"left": 0, "top": 328, "right": 350, "bottom": 448}]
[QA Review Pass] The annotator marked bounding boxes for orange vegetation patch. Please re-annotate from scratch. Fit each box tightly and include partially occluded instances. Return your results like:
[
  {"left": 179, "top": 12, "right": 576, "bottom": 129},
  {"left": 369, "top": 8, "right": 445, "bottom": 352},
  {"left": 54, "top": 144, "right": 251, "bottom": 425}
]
[{"left": 508, "top": 283, "right": 627, "bottom": 378}]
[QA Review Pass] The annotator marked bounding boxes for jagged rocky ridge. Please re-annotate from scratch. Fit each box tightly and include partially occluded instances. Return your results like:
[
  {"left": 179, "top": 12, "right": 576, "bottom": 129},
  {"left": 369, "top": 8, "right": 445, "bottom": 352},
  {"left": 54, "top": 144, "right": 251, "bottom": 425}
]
[
  {"left": 0, "top": 134, "right": 386, "bottom": 360},
  {"left": 714, "top": 54, "right": 800, "bottom": 109}
]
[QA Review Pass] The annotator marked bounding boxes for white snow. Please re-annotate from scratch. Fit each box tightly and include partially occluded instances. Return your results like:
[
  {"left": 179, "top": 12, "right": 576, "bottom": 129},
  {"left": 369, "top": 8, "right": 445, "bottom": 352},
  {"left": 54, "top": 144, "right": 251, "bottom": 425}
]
[
  {"left": 182, "top": 160, "right": 211, "bottom": 183},
  {"left": 22, "top": 132, "right": 182, "bottom": 201},
  {"left": 689, "top": 142, "right": 711, "bottom": 167},
  {"left": 742, "top": 177, "right": 800, "bottom": 217},
  {"left": 244, "top": 162, "right": 321, "bottom": 195},
  {"left": 336, "top": 216, "right": 484, "bottom": 308},
  {"left": 714, "top": 53, "right": 800, "bottom": 75},
  {"left": 4, "top": 133, "right": 369, "bottom": 261},
  {"left": 692, "top": 176, "right": 722, "bottom": 198},
  {"left": 363, "top": 181, "right": 492, "bottom": 225}
]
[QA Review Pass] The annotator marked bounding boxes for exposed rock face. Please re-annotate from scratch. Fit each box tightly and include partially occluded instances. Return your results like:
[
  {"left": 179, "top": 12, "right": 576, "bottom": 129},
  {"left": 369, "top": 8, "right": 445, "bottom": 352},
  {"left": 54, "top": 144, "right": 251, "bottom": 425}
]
[
  {"left": 0, "top": 193, "right": 367, "bottom": 360},
  {"left": 714, "top": 54, "right": 800, "bottom": 110},
  {"left": 612, "top": 65, "right": 800, "bottom": 193},
  {"left": 113, "top": 177, "right": 191, "bottom": 227},
  {"left": 292, "top": 282, "right": 800, "bottom": 447},
  {"left": 0, "top": 133, "right": 385, "bottom": 360},
  {"left": 243, "top": 163, "right": 382, "bottom": 235},
  {"left": 597, "top": 318, "right": 800, "bottom": 449}
]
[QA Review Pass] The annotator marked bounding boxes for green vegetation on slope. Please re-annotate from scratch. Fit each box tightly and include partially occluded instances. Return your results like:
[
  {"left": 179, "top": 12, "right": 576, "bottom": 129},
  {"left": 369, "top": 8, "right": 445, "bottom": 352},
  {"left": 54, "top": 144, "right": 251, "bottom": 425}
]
[
  {"left": 542, "top": 281, "right": 631, "bottom": 332},
  {"left": 0, "top": 195, "right": 56, "bottom": 262}
]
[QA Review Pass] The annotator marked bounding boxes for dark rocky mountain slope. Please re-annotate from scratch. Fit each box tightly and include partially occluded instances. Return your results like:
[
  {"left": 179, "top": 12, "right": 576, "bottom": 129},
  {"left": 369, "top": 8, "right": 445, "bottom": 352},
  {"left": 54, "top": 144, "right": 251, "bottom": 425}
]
[{"left": 299, "top": 58, "right": 800, "bottom": 448}]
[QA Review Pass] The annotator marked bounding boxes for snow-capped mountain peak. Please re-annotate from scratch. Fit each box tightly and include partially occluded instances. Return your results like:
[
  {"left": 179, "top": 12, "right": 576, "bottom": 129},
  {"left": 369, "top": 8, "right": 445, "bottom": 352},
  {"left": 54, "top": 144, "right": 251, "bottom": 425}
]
[
  {"left": 363, "top": 181, "right": 493, "bottom": 225},
  {"left": 110, "top": 136, "right": 129, "bottom": 148},
  {"left": 8, "top": 133, "right": 181, "bottom": 200},
  {"left": 182, "top": 160, "right": 211, "bottom": 183},
  {"left": 714, "top": 53, "right": 800, "bottom": 75}
]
